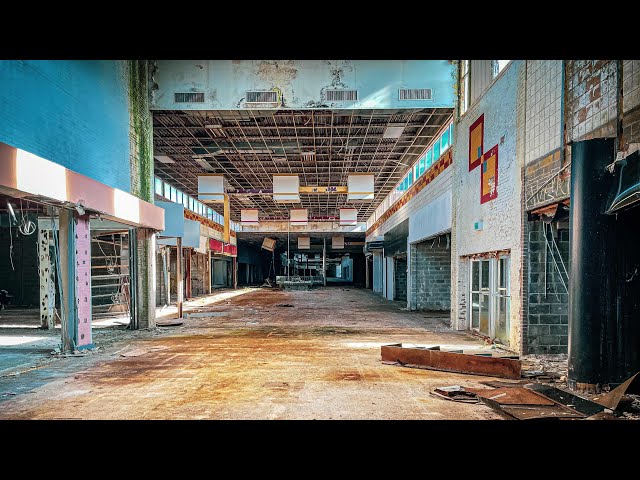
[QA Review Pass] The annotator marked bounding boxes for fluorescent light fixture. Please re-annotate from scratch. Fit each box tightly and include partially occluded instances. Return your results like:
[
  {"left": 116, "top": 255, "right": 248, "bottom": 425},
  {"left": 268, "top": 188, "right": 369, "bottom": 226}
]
[
  {"left": 204, "top": 124, "right": 223, "bottom": 129},
  {"left": 301, "top": 151, "right": 316, "bottom": 160},
  {"left": 383, "top": 125, "right": 405, "bottom": 139},
  {"left": 195, "top": 158, "right": 215, "bottom": 172},
  {"left": 154, "top": 155, "right": 175, "bottom": 164}
]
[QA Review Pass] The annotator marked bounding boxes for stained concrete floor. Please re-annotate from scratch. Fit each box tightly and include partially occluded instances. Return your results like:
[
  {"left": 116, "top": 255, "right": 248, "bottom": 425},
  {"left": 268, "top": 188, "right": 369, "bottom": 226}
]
[{"left": 0, "top": 287, "right": 504, "bottom": 419}]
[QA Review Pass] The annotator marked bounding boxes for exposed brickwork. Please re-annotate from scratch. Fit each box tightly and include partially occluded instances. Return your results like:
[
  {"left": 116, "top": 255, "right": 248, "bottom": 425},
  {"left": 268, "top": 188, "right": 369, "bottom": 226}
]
[
  {"left": 410, "top": 235, "right": 451, "bottom": 311},
  {"left": 526, "top": 221, "right": 569, "bottom": 354},
  {"left": 566, "top": 60, "right": 618, "bottom": 142},
  {"left": 524, "top": 148, "right": 570, "bottom": 211}
]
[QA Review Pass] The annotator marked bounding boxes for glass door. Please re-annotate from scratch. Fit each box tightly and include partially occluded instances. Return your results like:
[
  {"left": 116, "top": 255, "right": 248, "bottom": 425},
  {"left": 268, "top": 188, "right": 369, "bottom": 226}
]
[
  {"left": 494, "top": 255, "right": 510, "bottom": 343},
  {"left": 470, "top": 259, "right": 491, "bottom": 336}
]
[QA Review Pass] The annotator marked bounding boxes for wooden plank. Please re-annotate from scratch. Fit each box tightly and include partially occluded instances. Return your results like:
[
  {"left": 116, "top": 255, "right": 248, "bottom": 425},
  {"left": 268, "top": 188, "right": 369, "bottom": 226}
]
[{"left": 381, "top": 344, "right": 522, "bottom": 379}]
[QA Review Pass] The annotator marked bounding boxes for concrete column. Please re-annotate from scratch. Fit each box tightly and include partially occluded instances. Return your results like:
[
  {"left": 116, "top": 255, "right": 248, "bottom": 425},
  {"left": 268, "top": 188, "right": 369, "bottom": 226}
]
[
  {"left": 134, "top": 228, "right": 156, "bottom": 329},
  {"left": 233, "top": 256, "right": 238, "bottom": 289},
  {"left": 322, "top": 237, "right": 327, "bottom": 286},
  {"left": 38, "top": 227, "right": 55, "bottom": 329},
  {"left": 207, "top": 249, "right": 212, "bottom": 294},
  {"left": 365, "top": 255, "right": 370, "bottom": 289},
  {"left": 185, "top": 248, "right": 192, "bottom": 299},
  {"left": 176, "top": 237, "right": 183, "bottom": 318}
]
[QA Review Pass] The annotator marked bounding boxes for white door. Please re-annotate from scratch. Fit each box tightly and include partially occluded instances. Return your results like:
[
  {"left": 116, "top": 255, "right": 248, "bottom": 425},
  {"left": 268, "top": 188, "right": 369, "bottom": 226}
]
[{"left": 470, "top": 255, "right": 510, "bottom": 342}]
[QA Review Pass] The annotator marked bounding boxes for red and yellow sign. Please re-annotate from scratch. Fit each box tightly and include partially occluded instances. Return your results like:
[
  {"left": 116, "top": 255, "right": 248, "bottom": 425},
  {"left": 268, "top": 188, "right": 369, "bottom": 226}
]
[
  {"left": 480, "top": 144, "right": 498, "bottom": 204},
  {"left": 468, "top": 114, "right": 484, "bottom": 171}
]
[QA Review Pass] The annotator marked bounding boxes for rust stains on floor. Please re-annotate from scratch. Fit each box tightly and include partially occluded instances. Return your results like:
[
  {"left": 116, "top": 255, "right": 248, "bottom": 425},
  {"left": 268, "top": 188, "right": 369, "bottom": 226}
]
[{"left": 0, "top": 288, "right": 503, "bottom": 420}]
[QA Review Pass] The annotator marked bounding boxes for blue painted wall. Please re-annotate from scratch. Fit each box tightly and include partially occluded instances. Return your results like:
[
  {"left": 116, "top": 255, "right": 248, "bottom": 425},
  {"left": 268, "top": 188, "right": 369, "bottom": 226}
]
[
  {"left": 0, "top": 60, "right": 131, "bottom": 192},
  {"left": 152, "top": 60, "right": 456, "bottom": 110}
]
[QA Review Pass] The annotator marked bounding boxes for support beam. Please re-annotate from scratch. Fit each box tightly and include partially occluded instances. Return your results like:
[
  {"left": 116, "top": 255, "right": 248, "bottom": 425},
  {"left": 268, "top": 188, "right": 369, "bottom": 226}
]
[
  {"left": 133, "top": 228, "right": 156, "bottom": 329},
  {"left": 568, "top": 138, "right": 616, "bottom": 390},
  {"left": 59, "top": 210, "right": 93, "bottom": 352},
  {"left": 185, "top": 248, "right": 192, "bottom": 299},
  {"left": 232, "top": 256, "right": 237, "bottom": 289},
  {"left": 223, "top": 193, "right": 230, "bottom": 244},
  {"left": 59, "top": 209, "right": 74, "bottom": 351},
  {"left": 207, "top": 249, "right": 212, "bottom": 294},
  {"left": 323, "top": 237, "right": 327, "bottom": 286},
  {"left": 38, "top": 227, "right": 55, "bottom": 329},
  {"left": 176, "top": 237, "right": 183, "bottom": 319},
  {"left": 365, "top": 256, "right": 370, "bottom": 290}
]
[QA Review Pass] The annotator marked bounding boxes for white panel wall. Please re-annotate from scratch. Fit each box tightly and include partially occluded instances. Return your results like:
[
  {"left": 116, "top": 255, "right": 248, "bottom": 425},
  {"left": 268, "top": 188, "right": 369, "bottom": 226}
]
[
  {"left": 408, "top": 190, "right": 452, "bottom": 243},
  {"left": 366, "top": 166, "right": 452, "bottom": 242},
  {"left": 373, "top": 251, "right": 383, "bottom": 293}
]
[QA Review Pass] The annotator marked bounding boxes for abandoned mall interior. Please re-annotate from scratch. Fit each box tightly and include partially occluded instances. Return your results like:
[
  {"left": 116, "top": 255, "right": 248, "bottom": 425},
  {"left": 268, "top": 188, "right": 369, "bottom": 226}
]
[{"left": 0, "top": 59, "right": 639, "bottom": 422}]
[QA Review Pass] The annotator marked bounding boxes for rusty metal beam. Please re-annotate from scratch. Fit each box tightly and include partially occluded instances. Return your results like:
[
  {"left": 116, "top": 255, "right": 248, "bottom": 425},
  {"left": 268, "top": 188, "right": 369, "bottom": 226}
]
[{"left": 381, "top": 344, "right": 522, "bottom": 379}]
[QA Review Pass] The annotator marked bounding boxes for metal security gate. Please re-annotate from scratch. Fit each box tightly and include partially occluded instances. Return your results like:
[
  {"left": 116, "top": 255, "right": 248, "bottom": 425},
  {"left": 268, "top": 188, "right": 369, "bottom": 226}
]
[{"left": 91, "top": 232, "right": 131, "bottom": 322}]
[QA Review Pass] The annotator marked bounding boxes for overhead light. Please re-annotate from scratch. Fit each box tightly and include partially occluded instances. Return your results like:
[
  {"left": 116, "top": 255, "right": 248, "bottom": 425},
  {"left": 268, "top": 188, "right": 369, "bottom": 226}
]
[
  {"left": 383, "top": 125, "right": 405, "bottom": 139},
  {"left": 195, "top": 158, "right": 215, "bottom": 172},
  {"left": 154, "top": 155, "right": 175, "bottom": 164},
  {"left": 301, "top": 151, "right": 316, "bottom": 160},
  {"left": 204, "top": 124, "right": 223, "bottom": 129}
]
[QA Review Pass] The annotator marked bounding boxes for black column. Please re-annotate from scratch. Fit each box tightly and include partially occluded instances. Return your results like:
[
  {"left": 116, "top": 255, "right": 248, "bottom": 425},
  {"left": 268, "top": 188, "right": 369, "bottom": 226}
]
[{"left": 568, "top": 138, "right": 616, "bottom": 390}]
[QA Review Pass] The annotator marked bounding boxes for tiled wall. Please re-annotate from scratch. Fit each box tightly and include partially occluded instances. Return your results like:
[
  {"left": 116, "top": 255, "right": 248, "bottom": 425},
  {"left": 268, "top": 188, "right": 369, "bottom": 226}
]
[{"left": 525, "top": 60, "right": 563, "bottom": 163}]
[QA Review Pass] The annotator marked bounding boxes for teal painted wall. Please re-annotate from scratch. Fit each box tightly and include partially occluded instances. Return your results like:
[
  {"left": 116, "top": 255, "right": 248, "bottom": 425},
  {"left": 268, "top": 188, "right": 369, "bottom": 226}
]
[
  {"left": 0, "top": 60, "right": 131, "bottom": 192},
  {"left": 152, "top": 60, "right": 456, "bottom": 110}
]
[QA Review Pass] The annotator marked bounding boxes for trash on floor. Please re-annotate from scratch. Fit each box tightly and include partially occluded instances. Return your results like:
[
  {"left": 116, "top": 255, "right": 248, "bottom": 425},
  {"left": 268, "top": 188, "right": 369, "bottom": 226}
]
[
  {"left": 276, "top": 304, "right": 294, "bottom": 308},
  {"left": 465, "top": 386, "right": 555, "bottom": 405},
  {"left": 381, "top": 343, "right": 522, "bottom": 379},
  {"left": 592, "top": 372, "right": 640, "bottom": 410},
  {"left": 526, "top": 383, "right": 606, "bottom": 417},
  {"left": 431, "top": 385, "right": 480, "bottom": 403}
]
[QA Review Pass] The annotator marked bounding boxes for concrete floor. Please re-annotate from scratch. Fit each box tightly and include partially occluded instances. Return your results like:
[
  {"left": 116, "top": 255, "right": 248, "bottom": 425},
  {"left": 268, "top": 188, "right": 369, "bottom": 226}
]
[{"left": 0, "top": 287, "right": 504, "bottom": 419}]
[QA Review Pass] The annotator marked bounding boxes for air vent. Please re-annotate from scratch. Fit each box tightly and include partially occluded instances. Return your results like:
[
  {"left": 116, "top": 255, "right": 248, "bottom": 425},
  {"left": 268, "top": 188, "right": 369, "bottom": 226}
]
[
  {"left": 246, "top": 90, "right": 279, "bottom": 104},
  {"left": 326, "top": 89, "right": 358, "bottom": 102},
  {"left": 399, "top": 88, "right": 432, "bottom": 100},
  {"left": 174, "top": 92, "right": 205, "bottom": 103}
]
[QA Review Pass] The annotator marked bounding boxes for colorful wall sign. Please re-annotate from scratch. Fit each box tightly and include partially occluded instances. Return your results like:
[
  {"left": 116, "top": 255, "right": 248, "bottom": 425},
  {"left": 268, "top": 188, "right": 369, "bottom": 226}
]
[
  {"left": 481, "top": 144, "right": 499, "bottom": 204},
  {"left": 468, "top": 114, "right": 484, "bottom": 171}
]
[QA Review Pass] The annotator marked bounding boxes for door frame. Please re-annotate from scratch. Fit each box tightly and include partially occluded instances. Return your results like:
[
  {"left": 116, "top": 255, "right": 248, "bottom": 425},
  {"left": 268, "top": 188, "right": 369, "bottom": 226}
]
[{"left": 468, "top": 252, "right": 511, "bottom": 342}]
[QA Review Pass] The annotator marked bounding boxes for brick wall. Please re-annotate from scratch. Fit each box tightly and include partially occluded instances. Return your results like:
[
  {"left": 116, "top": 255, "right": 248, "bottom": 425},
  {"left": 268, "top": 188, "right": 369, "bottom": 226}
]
[
  {"left": 410, "top": 234, "right": 451, "bottom": 311},
  {"left": 566, "top": 60, "right": 618, "bottom": 142},
  {"left": 526, "top": 221, "right": 569, "bottom": 354},
  {"left": 451, "top": 60, "right": 524, "bottom": 350},
  {"left": 0, "top": 222, "right": 39, "bottom": 305},
  {"left": 394, "top": 258, "right": 407, "bottom": 301}
]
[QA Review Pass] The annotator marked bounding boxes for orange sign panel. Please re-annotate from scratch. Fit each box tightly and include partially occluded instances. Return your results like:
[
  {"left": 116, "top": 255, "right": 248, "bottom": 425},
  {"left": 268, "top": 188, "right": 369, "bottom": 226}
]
[
  {"left": 481, "top": 144, "right": 498, "bottom": 204},
  {"left": 469, "top": 114, "right": 484, "bottom": 171}
]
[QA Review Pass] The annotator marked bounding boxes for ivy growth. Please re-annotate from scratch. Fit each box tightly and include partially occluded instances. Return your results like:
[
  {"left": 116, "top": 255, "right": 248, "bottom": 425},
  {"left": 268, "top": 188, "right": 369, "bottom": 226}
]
[{"left": 127, "top": 60, "right": 153, "bottom": 202}]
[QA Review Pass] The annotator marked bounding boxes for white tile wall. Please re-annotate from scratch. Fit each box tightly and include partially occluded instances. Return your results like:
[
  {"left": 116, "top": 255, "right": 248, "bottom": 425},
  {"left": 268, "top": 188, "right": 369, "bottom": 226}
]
[{"left": 525, "top": 60, "right": 563, "bottom": 163}]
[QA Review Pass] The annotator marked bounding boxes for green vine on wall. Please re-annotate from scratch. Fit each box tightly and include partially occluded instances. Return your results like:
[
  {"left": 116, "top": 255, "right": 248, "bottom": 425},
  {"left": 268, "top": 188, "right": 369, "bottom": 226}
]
[{"left": 127, "top": 60, "right": 153, "bottom": 202}]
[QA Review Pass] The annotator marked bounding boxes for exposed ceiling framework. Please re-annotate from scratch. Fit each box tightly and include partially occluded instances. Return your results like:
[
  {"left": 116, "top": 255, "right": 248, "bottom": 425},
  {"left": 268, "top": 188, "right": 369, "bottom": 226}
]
[
  {"left": 236, "top": 231, "right": 365, "bottom": 252},
  {"left": 153, "top": 108, "right": 453, "bottom": 222}
]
